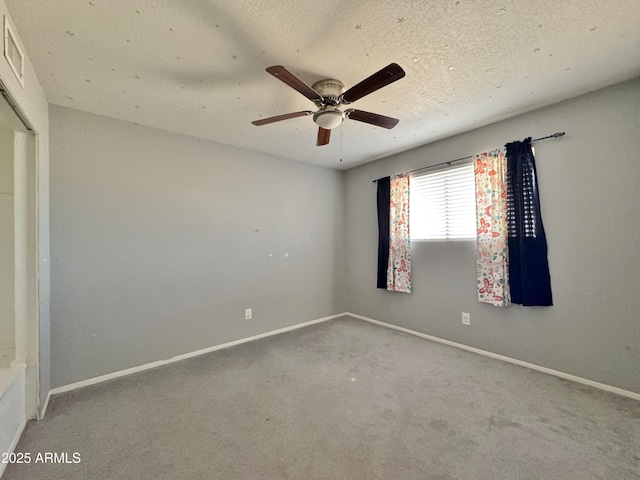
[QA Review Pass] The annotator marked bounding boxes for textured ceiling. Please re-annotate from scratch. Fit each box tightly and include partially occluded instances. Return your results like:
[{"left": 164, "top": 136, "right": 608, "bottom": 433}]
[{"left": 5, "top": 0, "right": 640, "bottom": 169}]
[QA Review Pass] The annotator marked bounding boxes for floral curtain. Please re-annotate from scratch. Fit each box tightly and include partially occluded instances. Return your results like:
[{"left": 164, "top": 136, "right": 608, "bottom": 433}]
[
  {"left": 387, "top": 173, "right": 411, "bottom": 293},
  {"left": 474, "top": 149, "right": 510, "bottom": 306}
]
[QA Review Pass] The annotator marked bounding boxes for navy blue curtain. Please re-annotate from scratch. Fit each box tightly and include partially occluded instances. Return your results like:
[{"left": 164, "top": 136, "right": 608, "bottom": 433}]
[
  {"left": 376, "top": 177, "right": 391, "bottom": 288},
  {"left": 506, "top": 138, "right": 553, "bottom": 306}
]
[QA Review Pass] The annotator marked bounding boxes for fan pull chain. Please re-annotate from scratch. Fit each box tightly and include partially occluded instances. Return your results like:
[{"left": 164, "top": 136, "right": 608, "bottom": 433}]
[{"left": 339, "top": 124, "right": 343, "bottom": 163}]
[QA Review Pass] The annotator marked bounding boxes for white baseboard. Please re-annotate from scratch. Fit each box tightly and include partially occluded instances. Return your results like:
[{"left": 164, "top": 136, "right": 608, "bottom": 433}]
[
  {"left": 39, "top": 391, "right": 51, "bottom": 420},
  {"left": 43, "top": 313, "right": 345, "bottom": 416},
  {"left": 346, "top": 312, "right": 640, "bottom": 402},
  {"left": 41, "top": 311, "right": 639, "bottom": 420}
]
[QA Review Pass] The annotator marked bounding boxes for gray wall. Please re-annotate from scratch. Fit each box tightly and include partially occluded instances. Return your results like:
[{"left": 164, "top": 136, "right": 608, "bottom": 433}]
[
  {"left": 342, "top": 79, "right": 640, "bottom": 393},
  {"left": 49, "top": 106, "right": 344, "bottom": 387},
  {"left": 50, "top": 80, "right": 640, "bottom": 394}
]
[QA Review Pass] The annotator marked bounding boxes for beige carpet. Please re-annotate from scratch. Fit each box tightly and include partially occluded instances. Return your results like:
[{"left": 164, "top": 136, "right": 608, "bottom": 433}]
[{"left": 5, "top": 316, "right": 640, "bottom": 479}]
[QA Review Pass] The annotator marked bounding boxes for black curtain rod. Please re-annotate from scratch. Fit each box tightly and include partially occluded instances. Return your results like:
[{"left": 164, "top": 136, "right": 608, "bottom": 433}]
[{"left": 372, "top": 132, "right": 565, "bottom": 183}]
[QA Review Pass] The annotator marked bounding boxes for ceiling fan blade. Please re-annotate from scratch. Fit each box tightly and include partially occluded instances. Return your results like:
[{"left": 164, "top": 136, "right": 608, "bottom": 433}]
[
  {"left": 252, "top": 111, "right": 313, "bottom": 126},
  {"left": 316, "top": 127, "right": 331, "bottom": 146},
  {"left": 346, "top": 109, "right": 399, "bottom": 129},
  {"left": 341, "top": 63, "right": 405, "bottom": 103},
  {"left": 266, "top": 66, "right": 323, "bottom": 103}
]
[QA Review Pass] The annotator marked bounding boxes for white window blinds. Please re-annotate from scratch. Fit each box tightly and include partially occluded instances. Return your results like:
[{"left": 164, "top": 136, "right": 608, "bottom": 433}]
[{"left": 410, "top": 162, "right": 476, "bottom": 240}]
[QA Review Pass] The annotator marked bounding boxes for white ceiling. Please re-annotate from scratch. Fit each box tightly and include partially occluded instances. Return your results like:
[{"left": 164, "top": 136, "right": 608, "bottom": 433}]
[{"left": 5, "top": 0, "right": 640, "bottom": 169}]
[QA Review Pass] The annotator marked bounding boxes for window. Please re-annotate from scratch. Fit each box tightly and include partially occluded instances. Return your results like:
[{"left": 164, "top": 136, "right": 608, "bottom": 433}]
[{"left": 410, "top": 162, "right": 476, "bottom": 240}]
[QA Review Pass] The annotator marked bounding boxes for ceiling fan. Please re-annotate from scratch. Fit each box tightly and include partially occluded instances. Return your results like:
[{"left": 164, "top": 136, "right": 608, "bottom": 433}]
[{"left": 252, "top": 63, "right": 406, "bottom": 146}]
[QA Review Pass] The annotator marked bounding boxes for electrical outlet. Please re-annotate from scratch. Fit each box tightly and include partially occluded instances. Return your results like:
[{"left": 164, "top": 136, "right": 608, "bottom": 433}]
[
  {"left": 461, "top": 312, "right": 470, "bottom": 325},
  {"left": 245, "top": 308, "right": 252, "bottom": 320}
]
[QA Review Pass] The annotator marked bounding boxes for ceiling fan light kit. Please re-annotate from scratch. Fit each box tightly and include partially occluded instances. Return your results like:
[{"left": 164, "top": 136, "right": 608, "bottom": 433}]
[
  {"left": 313, "top": 108, "right": 344, "bottom": 130},
  {"left": 252, "top": 63, "right": 405, "bottom": 146}
]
